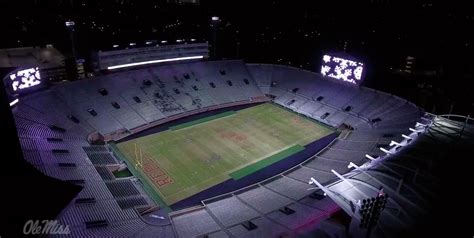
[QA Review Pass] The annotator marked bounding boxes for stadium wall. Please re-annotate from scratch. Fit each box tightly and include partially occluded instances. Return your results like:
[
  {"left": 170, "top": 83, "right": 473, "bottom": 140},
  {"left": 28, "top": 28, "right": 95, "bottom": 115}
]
[
  {"left": 98, "top": 97, "right": 270, "bottom": 143},
  {"left": 113, "top": 98, "right": 269, "bottom": 143}
]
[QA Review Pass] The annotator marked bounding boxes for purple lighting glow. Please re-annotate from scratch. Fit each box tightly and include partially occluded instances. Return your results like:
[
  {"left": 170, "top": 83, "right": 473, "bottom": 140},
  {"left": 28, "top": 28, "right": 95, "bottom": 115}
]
[{"left": 321, "top": 54, "right": 364, "bottom": 85}]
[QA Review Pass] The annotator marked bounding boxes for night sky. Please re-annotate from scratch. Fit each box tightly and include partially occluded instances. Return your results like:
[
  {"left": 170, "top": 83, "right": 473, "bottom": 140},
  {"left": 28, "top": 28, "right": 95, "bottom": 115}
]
[{"left": 1, "top": 0, "right": 473, "bottom": 114}]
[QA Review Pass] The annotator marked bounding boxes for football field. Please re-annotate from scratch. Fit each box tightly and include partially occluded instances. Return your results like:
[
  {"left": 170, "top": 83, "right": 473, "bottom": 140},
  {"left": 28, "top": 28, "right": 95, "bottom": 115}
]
[{"left": 116, "top": 103, "right": 334, "bottom": 206}]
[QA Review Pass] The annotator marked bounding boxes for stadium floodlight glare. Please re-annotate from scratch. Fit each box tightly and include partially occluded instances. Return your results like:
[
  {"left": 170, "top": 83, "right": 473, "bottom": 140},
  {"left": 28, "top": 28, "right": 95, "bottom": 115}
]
[
  {"left": 365, "top": 154, "right": 376, "bottom": 160},
  {"left": 348, "top": 162, "right": 358, "bottom": 169},
  {"left": 416, "top": 122, "right": 427, "bottom": 127},
  {"left": 211, "top": 16, "right": 220, "bottom": 21},
  {"left": 9, "top": 98, "right": 19, "bottom": 107},
  {"left": 389, "top": 140, "right": 402, "bottom": 147},
  {"left": 107, "top": 55, "right": 205, "bottom": 70},
  {"left": 380, "top": 147, "right": 393, "bottom": 155},
  {"left": 309, "top": 177, "right": 322, "bottom": 186},
  {"left": 331, "top": 169, "right": 346, "bottom": 181},
  {"left": 402, "top": 134, "right": 412, "bottom": 140}
]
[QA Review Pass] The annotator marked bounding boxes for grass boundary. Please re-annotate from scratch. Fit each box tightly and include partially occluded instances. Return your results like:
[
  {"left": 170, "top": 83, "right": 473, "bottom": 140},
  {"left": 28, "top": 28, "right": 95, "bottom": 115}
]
[
  {"left": 108, "top": 142, "right": 171, "bottom": 212},
  {"left": 229, "top": 144, "right": 306, "bottom": 180},
  {"left": 168, "top": 110, "right": 236, "bottom": 131}
]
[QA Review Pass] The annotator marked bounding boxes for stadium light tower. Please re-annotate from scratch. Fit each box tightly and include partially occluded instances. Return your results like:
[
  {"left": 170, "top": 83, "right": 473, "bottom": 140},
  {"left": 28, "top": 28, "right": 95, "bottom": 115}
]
[
  {"left": 65, "top": 21, "right": 77, "bottom": 60},
  {"left": 65, "top": 21, "right": 81, "bottom": 80},
  {"left": 210, "top": 16, "right": 221, "bottom": 58},
  {"left": 349, "top": 189, "right": 389, "bottom": 238}
]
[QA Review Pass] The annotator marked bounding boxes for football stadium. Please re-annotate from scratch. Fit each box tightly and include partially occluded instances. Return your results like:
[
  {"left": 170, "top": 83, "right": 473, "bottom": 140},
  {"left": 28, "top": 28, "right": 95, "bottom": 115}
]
[
  {"left": 115, "top": 103, "right": 334, "bottom": 206},
  {"left": 3, "top": 57, "right": 472, "bottom": 237},
  {"left": 1, "top": 2, "right": 473, "bottom": 237}
]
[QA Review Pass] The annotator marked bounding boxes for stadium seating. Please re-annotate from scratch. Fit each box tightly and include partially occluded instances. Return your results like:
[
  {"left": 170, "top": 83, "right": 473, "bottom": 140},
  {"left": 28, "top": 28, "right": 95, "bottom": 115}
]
[
  {"left": 262, "top": 176, "right": 315, "bottom": 201},
  {"left": 95, "top": 166, "right": 115, "bottom": 180},
  {"left": 10, "top": 60, "right": 425, "bottom": 237},
  {"left": 204, "top": 196, "right": 260, "bottom": 228},
  {"left": 227, "top": 216, "right": 290, "bottom": 238},
  {"left": 235, "top": 185, "right": 293, "bottom": 214},
  {"left": 285, "top": 166, "right": 336, "bottom": 185},
  {"left": 266, "top": 202, "right": 327, "bottom": 230},
  {"left": 171, "top": 208, "right": 223, "bottom": 237}
]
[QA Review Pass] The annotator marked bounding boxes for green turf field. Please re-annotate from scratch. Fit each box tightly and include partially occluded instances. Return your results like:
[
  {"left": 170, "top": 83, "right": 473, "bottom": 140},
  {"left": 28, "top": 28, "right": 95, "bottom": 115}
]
[{"left": 116, "top": 103, "right": 334, "bottom": 205}]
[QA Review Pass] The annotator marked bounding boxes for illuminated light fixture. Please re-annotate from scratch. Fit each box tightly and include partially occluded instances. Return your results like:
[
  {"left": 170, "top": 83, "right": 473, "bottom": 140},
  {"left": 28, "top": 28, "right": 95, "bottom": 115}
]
[
  {"left": 330, "top": 169, "right": 345, "bottom": 179},
  {"left": 129, "top": 43, "right": 136, "bottom": 46},
  {"left": 365, "top": 154, "right": 376, "bottom": 160},
  {"left": 380, "top": 147, "right": 393, "bottom": 155},
  {"left": 176, "top": 39, "right": 183, "bottom": 43},
  {"left": 402, "top": 134, "right": 412, "bottom": 140},
  {"left": 211, "top": 16, "right": 220, "bottom": 21},
  {"left": 409, "top": 128, "right": 417, "bottom": 132},
  {"left": 348, "top": 162, "right": 357, "bottom": 169},
  {"left": 190, "top": 38, "right": 196, "bottom": 42},
  {"left": 113, "top": 44, "right": 119, "bottom": 48},
  {"left": 107, "top": 55, "right": 205, "bottom": 70},
  {"left": 161, "top": 40, "right": 167, "bottom": 44},
  {"left": 416, "top": 122, "right": 427, "bottom": 127},
  {"left": 65, "top": 21, "right": 75, "bottom": 27},
  {"left": 9, "top": 98, "right": 19, "bottom": 107},
  {"left": 308, "top": 177, "right": 319, "bottom": 185},
  {"left": 145, "top": 41, "right": 153, "bottom": 45},
  {"left": 389, "top": 140, "right": 402, "bottom": 147},
  {"left": 308, "top": 177, "right": 329, "bottom": 198}
]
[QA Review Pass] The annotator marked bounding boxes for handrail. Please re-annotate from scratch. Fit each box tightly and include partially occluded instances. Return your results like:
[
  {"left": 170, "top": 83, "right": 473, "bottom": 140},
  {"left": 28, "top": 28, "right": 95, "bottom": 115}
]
[{"left": 437, "top": 114, "right": 473, "bottom": 123}]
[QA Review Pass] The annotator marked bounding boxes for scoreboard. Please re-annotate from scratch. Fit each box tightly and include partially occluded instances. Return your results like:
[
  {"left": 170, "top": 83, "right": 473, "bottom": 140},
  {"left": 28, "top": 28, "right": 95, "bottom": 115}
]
[
  {"left": 8, "top": 67, "right": 42, "bottom": 92},
  {"left": 2, "top": 67, "right": 43, "bottom": 107},
  {"left": 320, "top": 54, "right": 364, "bottom": 85}
]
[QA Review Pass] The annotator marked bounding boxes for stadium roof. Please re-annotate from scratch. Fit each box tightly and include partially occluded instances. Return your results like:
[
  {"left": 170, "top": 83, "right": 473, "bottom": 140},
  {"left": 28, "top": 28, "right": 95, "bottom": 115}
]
[{"left": 311, "top": 114, "right": 474, "bottom": 236}]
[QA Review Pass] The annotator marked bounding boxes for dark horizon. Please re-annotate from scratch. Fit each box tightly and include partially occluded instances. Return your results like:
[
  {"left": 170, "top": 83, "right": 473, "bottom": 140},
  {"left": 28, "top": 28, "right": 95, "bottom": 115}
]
[{"left": 1, "top": 1, "right": 472, "bottom": 115}]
